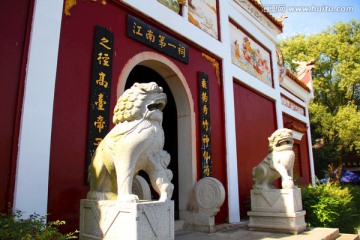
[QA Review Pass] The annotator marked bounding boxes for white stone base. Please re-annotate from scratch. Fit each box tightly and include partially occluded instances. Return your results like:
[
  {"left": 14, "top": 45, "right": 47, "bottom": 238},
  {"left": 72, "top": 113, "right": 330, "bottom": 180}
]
[
  {"left": 180, "top": 211, "right": 216, "bottom": 233},
  {"left": 80, "top": 199, "right": 174, "bottom": 240},
  {"left": 248, "top": 210, "right": 306, "bottom": 234},
  {"left": 250, "top": 188, "right": 303, "bottom": 213},
  {"left": 247, "top": 189, "right": 306, "bottom": 234}
]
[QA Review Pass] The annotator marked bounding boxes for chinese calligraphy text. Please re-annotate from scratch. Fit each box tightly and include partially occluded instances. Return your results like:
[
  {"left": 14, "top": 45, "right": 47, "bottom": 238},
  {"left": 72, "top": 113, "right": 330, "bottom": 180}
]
[
  {"left": 198, "top": 72, "right": 213, "bottom": 177},
  {"left": 86, "top": 25, "right": 114, "bottom": 173},
  {"left": 127, "top": 15, "right": 189, "bottom": 64}
]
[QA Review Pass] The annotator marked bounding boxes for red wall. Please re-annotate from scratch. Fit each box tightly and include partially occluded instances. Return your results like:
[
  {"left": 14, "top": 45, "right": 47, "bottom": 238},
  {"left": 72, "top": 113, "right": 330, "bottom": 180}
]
[
  {"left": 233, "top": 81, "right": 277, "bottom": 218},
  {"left": 48, "top": 1, "right": 228, "bottom": 231},
  {"left": 283, "top": 114, "right": 311, "bottom": 186},
  {"left": 0, "top": 0, "right": 34, "bottom": 214}
]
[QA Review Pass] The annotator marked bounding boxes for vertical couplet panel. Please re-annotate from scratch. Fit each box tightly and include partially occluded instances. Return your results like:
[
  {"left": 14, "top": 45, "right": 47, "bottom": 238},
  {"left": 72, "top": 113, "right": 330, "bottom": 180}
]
[
  {"left": 198, "top": 72, "right": 213, "bottom": 178},
  {"left": 86, "top": 25, "right": 114, "bottom": 174}
]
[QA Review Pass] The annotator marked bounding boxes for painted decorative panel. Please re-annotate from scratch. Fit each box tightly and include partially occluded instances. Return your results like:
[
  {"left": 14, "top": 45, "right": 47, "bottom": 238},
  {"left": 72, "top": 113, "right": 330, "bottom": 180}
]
[
  {"left": 188, "top": 0, "right": 219, "bottom": 39},
  {"left": 281, "top": 95, "right": 305, "bottom": 116},
  {"left": 230, "top": 21, "right": 273, "bottom": 87},
  {"left": 156, "top": 0, "right": 180, "bottom": 13}
]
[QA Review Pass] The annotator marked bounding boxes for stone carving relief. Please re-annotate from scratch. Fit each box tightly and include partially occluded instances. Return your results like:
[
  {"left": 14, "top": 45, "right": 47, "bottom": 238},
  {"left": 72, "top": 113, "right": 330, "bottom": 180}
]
[
  {"left": 87, "top": 82, "right": 174, "bottom": 203},
  {"left": 181, "top": 177, "right": 225, "bottom": 232},
  {"left": 252, "top": 128, "right": 296, "bottom": 190},
  {"left": 194, "top": 177, "right": 225, "bottom": 214}
]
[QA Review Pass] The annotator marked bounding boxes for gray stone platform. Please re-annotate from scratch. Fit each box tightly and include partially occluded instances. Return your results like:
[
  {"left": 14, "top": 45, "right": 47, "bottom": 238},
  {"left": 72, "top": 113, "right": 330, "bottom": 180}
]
[{"left": 175, "top": 223, "right": 359, "bottom": 240}]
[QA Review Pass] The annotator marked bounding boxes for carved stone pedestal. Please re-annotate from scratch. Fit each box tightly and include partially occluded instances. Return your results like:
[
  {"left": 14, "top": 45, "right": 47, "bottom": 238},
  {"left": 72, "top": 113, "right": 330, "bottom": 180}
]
[
  {"left": 80, "top": 199, "right": 174, "bottom": 240},
  {"left": 247, "top": 189, "right": 306, "bottom": 234},
  {"left": 181, "top": 177, "right": 225, "bottom": 233}
]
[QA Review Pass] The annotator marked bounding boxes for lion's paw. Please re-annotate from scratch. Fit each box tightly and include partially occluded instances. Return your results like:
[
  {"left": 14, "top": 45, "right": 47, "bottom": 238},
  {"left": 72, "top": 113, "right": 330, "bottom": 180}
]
[
  {"left": 158, "top": 183, "right": 174, "bottom": 202},
  {"left": 117, "top": 194, "right": 139, "bottom": 203},
  {"left": 87, "top": 191, "right": 117, "bottom": 200},
  {"left": 282, "top": 179, "right": 294, "bottom": 189}
]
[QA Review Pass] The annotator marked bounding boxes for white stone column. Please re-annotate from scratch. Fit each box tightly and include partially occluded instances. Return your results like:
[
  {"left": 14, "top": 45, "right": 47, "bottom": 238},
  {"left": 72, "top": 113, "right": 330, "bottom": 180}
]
[
  {"left": 218, "top": 0, "right": 240, "bottom": 223},
  {"left": 13, "top": 0, "right": 63, "bottom": 218},
  {"left": 306, "top": 107, "right": 316, "bottom": 186}
]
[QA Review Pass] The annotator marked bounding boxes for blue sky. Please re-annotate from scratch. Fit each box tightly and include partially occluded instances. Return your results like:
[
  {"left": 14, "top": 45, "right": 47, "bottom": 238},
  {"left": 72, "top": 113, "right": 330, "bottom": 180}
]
[{"left": 260, "top": 0, "right": 360, "bottom": 39}]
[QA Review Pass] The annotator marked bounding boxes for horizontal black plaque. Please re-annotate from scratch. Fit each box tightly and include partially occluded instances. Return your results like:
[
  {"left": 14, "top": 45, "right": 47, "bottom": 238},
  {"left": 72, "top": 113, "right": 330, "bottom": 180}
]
[{"left": 127, "top": 15, "right": 189, "bottom": 64}]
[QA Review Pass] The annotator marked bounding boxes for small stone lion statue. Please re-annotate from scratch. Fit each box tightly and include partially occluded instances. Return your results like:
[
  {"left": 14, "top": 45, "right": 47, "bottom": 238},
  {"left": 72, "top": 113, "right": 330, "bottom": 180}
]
[
  {"left": 252, "top": 128, "right": 296, "bottom": 190},
  {"left": 87, "top": 82, "right": 174, "bottom": 203}
]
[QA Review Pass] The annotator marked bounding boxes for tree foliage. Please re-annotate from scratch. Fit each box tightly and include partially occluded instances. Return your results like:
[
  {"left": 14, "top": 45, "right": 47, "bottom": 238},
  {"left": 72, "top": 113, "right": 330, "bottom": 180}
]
[
  {"left": 279, "top": 20, "right": 360, "bottom": 178},
  {"left": 0, "top": 210, "right": 78, "bottom": 240},
  {"left": 301, "top": 184, "right": 360, "bottom": 233}
]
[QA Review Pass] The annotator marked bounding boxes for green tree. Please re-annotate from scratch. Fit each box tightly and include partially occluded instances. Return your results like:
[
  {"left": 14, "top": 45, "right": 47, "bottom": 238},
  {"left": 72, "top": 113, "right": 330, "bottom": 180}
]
[{"left": 279, "top": 20, "right": 360, "bottom": 179}]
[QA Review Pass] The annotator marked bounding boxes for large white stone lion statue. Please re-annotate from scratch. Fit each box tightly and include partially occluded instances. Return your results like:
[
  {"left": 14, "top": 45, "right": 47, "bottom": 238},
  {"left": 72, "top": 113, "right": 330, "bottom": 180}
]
[
  {"left": 87, "top": 82, "right": 174, "bottom": 202},
  {"left": 252, "top": 128, "right": 296, "bottom": 190}
]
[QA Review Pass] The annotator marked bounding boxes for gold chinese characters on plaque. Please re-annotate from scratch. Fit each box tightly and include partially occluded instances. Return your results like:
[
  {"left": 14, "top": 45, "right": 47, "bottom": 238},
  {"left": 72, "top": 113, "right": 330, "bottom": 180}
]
[
  {"left": 86, "top": 25, "right": 114, "bottom": 171},
  {"left": 198, "top": 72, "right": 212, "bottom": 177}
]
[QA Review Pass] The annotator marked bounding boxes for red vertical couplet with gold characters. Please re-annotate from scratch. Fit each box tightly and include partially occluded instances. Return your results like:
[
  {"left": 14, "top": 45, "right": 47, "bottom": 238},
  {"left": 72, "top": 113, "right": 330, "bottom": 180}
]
[
  {"left": 86, "top": 25, "right": 114, "bottom": 174},
  {"left": 198, "top": 72, "right": 213, "bottom": 178}
]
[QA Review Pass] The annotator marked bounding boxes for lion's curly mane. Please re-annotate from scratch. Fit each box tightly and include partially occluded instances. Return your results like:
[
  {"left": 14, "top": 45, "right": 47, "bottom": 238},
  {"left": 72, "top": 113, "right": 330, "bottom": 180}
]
[{"left": 112, "top": 83, "right": 163, "bottom": 124}]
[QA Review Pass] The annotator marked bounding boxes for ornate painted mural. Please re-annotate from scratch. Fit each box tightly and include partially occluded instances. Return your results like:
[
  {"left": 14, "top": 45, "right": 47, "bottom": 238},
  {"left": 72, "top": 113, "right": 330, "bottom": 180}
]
[
  {"left": 281, "top": 95, "right": 305, "bottom": 116},
  {"left": 229, "top": 21, "right": 273, "bottom": 87},
  {"left": 156, "top": 0, "right": 181, "bottom": 13},
  {"left": 188, "top": 0, "right": 219, "bottom": 39}
]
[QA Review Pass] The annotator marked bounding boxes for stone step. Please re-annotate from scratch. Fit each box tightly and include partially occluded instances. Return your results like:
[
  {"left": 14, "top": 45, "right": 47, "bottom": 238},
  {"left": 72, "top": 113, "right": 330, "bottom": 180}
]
[
  {"left": 304, "top": 228, "right": 339, "bottom": 240},
  {"left": 336, "top": 233, "right": 360, "bottom": 240},
  {"left": 175, "top": 224, "right": 359, "bottom": 240}
]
